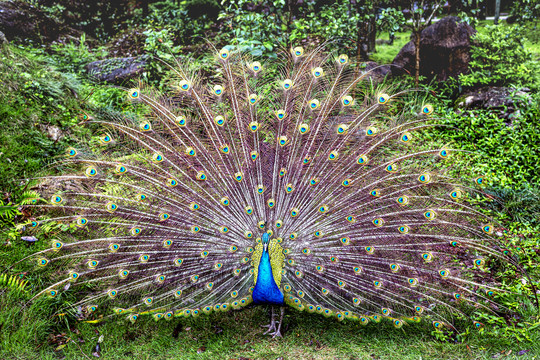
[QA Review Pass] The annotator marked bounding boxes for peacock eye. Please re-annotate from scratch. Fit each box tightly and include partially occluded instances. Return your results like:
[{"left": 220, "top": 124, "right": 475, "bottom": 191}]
[
  {"left": 400, "top": 132, "right": 411, "bottom": 143},
  {"left": 282, "top": 79, "right": 293, "bottom": 90},
  {"left": 328, "top": 150, "right": 339, "bottom": 161},
  {"left": 140, "top": 121, "right": 152, "bottom": 132},
  {"left": 298, "top": 123, "right": 310, "bottom": 134},
  {"left": 312, "top": 67, "right": 324, "bottom": 78},
  {"left": 196, "top": 171, "right": 207, "bottom": 181},
  {"left": 128, "top": 88, "right": 140, "bottom": 99},
  {"left": 248, "top": 94, "right": 258, "bottom": 105},
  {"left": 341, "top": 95, "right": 353, "bottom": 106},
  {"left": 185, "top": 147, "right": 196, "bottom": 156},
  {"left": 176, "top": 115, "right": 187, "bottom": 126},
  {"left": 251, "top": 61, "right": 262, "bottom": 73},
  {"left": 85, "top": 166, "right": 97, "bottom": 177},
  {"left": 439, "top": 148, "right": 449, "bottom": 158},
  {"left": 422, "top": 104, "right": 434, "bottom": 115},
  {"left": 213, "top": 85, "right": 224, "bottom": 96},
  {"left": 163, "top": 239, "right": 173, "bottom": 248},
  {"left": 179, "top": 80, "right": 191, "bottom": 91},
  {"left": 275, "top": 109, "right": 286, "bottom": 120},
  {"left": 67, "top": 147, "right": 78, "bottom": 157},
  {"left": 308, "top": 99, "right": 320, "bottom": 110},
  {"left": 366, "top": 126, "right": 377, "bottom": 136},
  {"left": 159, "top": 213, "right": 170, "bottom": 221},
  {"left": 51, "top": 195, "right": 63, "bottom": 205},
  {"left": 337, "top": 54, "right": 348, "bottom": 64},
  {"left": 292, "top": 46, "right": 304, "bottom": 57},
  {"left": 337, "top": 124, "right": 349, "bottom": 134},
  {"left": 214, "top": 115, "right": 225, "bottom": 126},
  {"left": 357, "top": 154, "right": 369, "bottom": 165},
  {"left": 219, "top": 48, "right": 229, "bottom": 59},
  {"left": 377, "top": 93, "right": 389, "bottom": 104}
]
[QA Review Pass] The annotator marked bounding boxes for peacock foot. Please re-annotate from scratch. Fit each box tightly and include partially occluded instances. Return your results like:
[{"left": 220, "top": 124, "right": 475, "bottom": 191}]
[
  {"left": 264, "top": 307, "right": 284, "bottom": 338},
  {"left": 262, "top": 307, "right": 277, "bottom": 335}
]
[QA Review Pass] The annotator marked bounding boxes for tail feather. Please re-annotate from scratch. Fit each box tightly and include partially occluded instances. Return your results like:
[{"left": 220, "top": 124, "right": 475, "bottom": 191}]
[{"left": 14, "top": 46, "right": 523, "bottom": 330}]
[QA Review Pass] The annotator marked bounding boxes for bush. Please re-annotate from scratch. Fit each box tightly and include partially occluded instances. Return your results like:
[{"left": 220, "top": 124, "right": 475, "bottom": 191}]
[{"left": 459, "top": 25, "right": 536, "bottom": 88}]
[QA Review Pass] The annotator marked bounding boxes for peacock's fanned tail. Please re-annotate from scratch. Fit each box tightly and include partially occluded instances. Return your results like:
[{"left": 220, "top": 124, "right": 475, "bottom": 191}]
[{"left": 21, "top": 46, "right": 517, "bottom": 329}]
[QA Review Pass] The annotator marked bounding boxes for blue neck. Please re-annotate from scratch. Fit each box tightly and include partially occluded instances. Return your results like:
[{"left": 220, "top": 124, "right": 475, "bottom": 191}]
[{"left": 252, "top": 238, "right": 284, "bottom": 305}]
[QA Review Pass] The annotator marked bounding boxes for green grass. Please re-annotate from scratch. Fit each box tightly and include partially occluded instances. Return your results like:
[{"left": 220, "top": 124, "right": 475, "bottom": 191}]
[
  {"left": 370, "top": 31, "right": 411, "bottom": 64},
  {"left": 0, "top": 44, "right": 86, "bottom": 195},
  {"left": 1, "top": 288, "right": 539, "bottom": 360}
]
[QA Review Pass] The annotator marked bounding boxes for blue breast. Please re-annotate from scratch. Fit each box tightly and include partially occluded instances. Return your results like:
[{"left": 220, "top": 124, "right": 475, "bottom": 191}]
[{"left": 252, "top": 250, "right": 284, "bottom": 305}]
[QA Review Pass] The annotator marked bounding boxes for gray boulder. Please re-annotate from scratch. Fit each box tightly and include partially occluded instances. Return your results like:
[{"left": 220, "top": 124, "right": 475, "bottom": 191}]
[
  {"left": 361, "top": 61, "right": 392, "bottom": 82},
  {"left": 392, "top": 16, "right": 476, "bottom": 81},
  {"left": 457, "top": 87, "right": 531, "bottom": 123},
  {"left": 0, "top": 0, "right": 67, "bottom": 42},
  {"left": 86, "top": 56, "right": 149, "bottom": 84}
]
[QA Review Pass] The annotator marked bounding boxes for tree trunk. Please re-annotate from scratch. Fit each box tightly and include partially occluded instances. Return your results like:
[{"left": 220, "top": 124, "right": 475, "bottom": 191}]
[
  {"left": 141, "top": 1, "right": 149, "bottom": 18},
  {"left": 367, "top": 11, "right": 377, "bottom": 53},
  {"left": 494, "top": 0, "right": 501, "bottom": 24},
  {"left": 414, "top": 29, "right": 421, "bottom": 87},
  {"left": 286, "top": 0, "right": 293, "bottom": 49},
  {"left": 356, "top": 26, "right": 363, "bottom": 64}
]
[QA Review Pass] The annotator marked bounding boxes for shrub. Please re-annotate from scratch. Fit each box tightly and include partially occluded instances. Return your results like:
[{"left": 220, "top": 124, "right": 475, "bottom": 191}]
[{"left": 459, "top": 25, "right": 536, "bottom": 88}]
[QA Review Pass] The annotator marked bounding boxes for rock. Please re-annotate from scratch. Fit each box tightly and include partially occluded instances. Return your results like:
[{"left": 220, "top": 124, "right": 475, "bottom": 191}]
[
  {"left": 392, "top": 16, "right": 476, "bottom": 81},
  {"left": 86, "top": 56, "right": 149, "bottom": 84},
  {"left": 0, "top": 0, "right": 72, "bottom": 42},
  {"left": 47, "top": 125, "right": 62, "bottom": 141},
  {"left": 457, "top": 86, "right": 531, "bottom": 123},
  {"left": 361, "top": 61, "right": 392, "bottom": 82},
  {"left": 0, "top": 30, "right": 7, "bottom": 44}
]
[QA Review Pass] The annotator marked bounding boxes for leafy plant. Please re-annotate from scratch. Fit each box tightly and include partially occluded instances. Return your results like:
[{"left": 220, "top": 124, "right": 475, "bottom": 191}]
[
  {"left": 49, "top": 34, "right": 108, "bottom": 75},
  {"left": 376, "top": 7, "right": 406, "bottom": 44},
  {"left": 142, "top": 27, "right": 182, "bottom": 86},
  {"left": 509, "top": 0, "right": 540, "bottom": 24},
  {"left": 459, "top": 25, "right": 536, "bottom": 88},
  {"left": 0, "top": 274, "right": 28, "bottom": 293}
]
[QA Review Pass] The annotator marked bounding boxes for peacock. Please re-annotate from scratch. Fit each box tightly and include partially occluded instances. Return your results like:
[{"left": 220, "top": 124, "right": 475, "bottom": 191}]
[{"left": 11, "top": 45, "right": 531, "bottom": 338}]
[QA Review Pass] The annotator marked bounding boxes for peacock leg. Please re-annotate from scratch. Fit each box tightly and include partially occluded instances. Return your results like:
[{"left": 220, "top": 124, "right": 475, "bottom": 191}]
[
  {"left": 271, "top": 307, "right": 285, "bottom": 338},
  {"left": 262, "top": 306, "right": 277, "bottom": 334}
]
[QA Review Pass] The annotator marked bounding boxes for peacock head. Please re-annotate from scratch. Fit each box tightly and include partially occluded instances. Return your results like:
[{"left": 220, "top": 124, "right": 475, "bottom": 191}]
[{"left": 262, "top": 232, "right": 270, "bottom": 252}]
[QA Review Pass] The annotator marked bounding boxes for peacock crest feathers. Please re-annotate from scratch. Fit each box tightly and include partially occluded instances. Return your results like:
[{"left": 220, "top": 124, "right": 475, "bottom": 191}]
[{"left": 13, "top": 45, "right": 523, "bottom": 331}]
